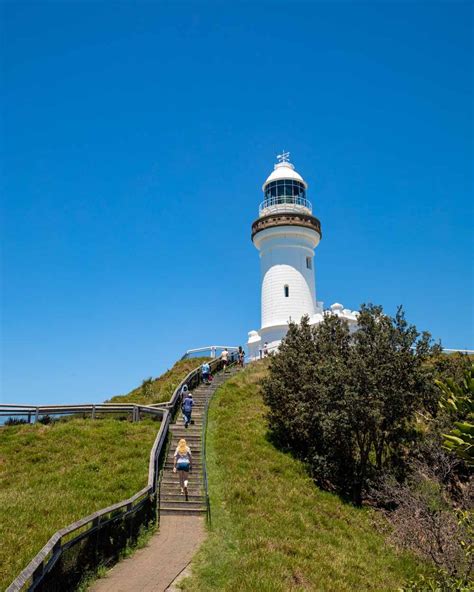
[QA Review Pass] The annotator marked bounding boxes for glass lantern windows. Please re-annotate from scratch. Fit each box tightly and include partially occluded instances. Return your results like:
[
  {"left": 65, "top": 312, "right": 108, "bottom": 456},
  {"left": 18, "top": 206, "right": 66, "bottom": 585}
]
[
  {"left": 264, "top": 180, "right": 306, "bottom": 201},
  {"left": 261, "top": 179, "right": 309, "bottom": 211}
]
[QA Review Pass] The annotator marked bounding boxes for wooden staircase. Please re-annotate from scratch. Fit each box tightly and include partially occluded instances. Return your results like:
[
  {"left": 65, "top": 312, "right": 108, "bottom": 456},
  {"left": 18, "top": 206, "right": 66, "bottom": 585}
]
[{"left": 159, "top": 367, "right": 239, "bottom": 516}]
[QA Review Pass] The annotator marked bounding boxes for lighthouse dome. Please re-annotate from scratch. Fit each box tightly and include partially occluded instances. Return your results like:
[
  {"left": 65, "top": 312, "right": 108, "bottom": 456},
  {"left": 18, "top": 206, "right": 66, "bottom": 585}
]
[
  {"left": 259, "top": 154, "right": 312, "bottom": 218},
  {"left": 262, "top": 161, "right": 308, "bottom": 191}
]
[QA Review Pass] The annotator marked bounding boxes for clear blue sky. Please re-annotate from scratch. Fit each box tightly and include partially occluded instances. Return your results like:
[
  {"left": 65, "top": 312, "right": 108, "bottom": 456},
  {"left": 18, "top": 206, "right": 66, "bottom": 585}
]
[{"left": 1, "top": 2, "right": 472, "bottom": 405}]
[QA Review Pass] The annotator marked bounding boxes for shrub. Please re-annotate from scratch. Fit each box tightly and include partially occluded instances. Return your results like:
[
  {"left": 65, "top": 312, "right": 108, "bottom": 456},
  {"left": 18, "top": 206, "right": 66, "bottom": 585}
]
[
  {"left": 399, "top": 509, "right": 473, "bottom": 590},
  {"left": 4, "top": 417, "right": 28, "bottom": 426},
  {"left": 262, "top": 304, "right": 439, "bottom": 504},
  {"left": 437, "top": 365, "right": 474, "bottom": 466}
]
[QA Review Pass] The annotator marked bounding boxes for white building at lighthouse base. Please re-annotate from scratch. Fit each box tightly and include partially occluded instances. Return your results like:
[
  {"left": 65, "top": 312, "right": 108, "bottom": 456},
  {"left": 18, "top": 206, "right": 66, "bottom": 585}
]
[{"left": 247, "top": 302, "right": 359, "bottom": 359}]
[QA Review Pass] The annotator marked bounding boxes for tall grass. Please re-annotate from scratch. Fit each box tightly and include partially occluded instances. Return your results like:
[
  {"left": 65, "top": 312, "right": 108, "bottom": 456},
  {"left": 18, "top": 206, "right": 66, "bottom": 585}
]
[{"left": 180, "top": 362, "right": 425, "bottom": 592}]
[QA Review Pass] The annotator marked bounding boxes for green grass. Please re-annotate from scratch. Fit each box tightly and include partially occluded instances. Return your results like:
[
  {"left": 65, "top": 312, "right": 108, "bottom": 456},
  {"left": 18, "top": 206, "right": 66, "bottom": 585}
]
[
  {"left": 0, "top": 418, "right": 158, "bottom": 590},
  {"left": 108, "top": 357, "right": 210, "bottom": 405},
  {"left": 180, "top": 362, "right": 426, "bottom": 592}
]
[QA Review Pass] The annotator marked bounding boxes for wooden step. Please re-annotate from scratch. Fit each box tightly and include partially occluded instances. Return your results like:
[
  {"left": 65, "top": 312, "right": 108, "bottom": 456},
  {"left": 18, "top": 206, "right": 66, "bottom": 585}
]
[
  {"left": 164, "top": 463, "right": 203, "bottom": 470},
  {"left": 160, "top": 480, "right": 202, "bottom": 488},
  {"left": 159, "top": 497, "right": 205, "bottom": 507},
  {"left": 170, "top": 433, "right": 202, "bottom": 437},
  {"left": 161, "top": 481, "right": 203, "bottom": 490},
  {"left": 161, "top": 475, "right": 203, "bottom": 482},
  {"left": 159, "top": 506, "right": 206, "bottom": 516},
  {"left": 160, "top": 494, "right": 206, "bottom": 503}
]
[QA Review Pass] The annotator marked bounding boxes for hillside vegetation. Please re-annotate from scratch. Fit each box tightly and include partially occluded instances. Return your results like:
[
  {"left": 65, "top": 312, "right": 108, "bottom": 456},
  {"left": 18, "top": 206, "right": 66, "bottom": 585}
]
[
  {"left": 181, "top": 362, "right": 424, "bottom": 592},
  {"left": 0, "top": 357, "right": 205, "bottom": 590},
  {"left": 259, "top": 309, "right": 472, "bottom": 590},
  {"left": 108, "top": 357, "right": 210, "bottom": 405}
]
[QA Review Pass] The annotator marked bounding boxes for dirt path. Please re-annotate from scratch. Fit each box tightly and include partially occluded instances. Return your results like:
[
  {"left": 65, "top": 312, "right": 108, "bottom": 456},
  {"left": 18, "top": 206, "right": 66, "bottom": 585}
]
[{"left": 89, "top": 515, "right": 205, "bottom": 592}]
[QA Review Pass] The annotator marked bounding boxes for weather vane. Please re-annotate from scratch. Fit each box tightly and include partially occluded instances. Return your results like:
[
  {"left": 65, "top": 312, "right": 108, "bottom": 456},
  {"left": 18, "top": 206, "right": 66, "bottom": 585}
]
[{"left": 277, "top": 151, "right": 290, "bottom": 163}]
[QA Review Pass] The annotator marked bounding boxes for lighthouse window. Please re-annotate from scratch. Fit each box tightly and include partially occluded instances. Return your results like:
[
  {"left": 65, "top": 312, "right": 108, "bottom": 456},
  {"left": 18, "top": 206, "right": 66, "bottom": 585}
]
[
  {"left": 264, "top": 180, "right": 306, "bottom": 203},
  {"left": 306, "top": 257, "right": 312, "bottom": 269},
  {"left": 284, "top": 285, "right": 289, "bottom": 298}
]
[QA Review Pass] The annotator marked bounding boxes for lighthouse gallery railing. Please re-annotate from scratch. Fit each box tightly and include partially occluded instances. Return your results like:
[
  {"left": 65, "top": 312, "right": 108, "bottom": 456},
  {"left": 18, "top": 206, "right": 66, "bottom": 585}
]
[{"left": 259, "top": 195, "right": 312, "bottom": 215}]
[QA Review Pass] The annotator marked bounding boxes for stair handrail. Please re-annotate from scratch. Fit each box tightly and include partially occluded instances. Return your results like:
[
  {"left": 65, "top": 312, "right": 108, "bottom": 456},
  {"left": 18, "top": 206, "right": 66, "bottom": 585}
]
[{"left": 201, "top": 352, "right": 240, "bottom": 527}]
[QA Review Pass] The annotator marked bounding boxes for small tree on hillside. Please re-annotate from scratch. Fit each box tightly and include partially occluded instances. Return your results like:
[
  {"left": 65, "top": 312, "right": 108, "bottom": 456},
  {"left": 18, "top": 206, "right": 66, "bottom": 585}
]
[{"left": 262, "top": 304, "right": 438, "bottom": 504}]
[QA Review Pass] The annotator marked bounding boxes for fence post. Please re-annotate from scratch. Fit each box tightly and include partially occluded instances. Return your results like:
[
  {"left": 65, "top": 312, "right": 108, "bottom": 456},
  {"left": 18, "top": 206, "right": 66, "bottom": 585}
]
[
  {"left": 127, "top": 502, "right": 134, "bottom": 541},
  {"left": 32, "top": 560, "right": 44, "bottom": 584},
  {"left": 91, "top": 405, "right": 96, "bottom": 420},
  {"left": 92, "top": 516, "right": 100, "bottom": 565},
  {"left": 52, "top": 537, "right": 62, "bottom": 556}
]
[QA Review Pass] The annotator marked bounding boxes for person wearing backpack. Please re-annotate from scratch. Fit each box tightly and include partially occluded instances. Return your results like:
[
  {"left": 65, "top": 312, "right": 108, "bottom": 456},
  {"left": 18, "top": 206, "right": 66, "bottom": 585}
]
[
  {"left": 201, "top": 362, "right": 211, "bottom": 384},
  {"left": 180, "top": 384, "right": 189, "bottom": 405},
  {"left": 182, "top": 392, "right": 194, "bottom": 428},
  {"left": 173, "top": 438, "right": 192, "bottom": 497}
]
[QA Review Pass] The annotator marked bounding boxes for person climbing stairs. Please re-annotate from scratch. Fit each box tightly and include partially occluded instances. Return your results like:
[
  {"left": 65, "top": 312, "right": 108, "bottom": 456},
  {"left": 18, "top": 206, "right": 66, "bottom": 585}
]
[{"left": 159, "top": 365, "right": 240, "bottom": 516}]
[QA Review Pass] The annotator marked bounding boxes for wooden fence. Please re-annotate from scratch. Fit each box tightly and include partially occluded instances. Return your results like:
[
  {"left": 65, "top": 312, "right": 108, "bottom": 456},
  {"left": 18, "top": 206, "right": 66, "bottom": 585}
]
[{"left": 0, "top": 403, "right": 166, "bottom": 424}]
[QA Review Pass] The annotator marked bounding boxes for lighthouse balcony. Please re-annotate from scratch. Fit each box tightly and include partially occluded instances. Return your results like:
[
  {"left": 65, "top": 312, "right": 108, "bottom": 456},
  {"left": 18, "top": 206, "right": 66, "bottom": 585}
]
[{"left": 259, "top": 195, "right": 312, "bottom": 217}]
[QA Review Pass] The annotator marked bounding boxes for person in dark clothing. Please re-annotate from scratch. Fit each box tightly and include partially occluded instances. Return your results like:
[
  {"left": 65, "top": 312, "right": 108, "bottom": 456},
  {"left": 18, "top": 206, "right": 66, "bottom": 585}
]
[
  {"left": 238, "top": 346, "right": 245, "bottom": 367},
  {"left": 182, "top": 393, "right": 194, "bottom": 428},
  {"left": 180, "top": 384, "right": 189, "bottom": 405}
]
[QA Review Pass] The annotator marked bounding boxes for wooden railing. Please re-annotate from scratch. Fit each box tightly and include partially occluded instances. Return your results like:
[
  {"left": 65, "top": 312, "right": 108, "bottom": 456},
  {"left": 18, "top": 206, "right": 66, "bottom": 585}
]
[
  {"left": 4, "top": 355, "right": 233, "bottom": 592},
  {"left": 0, "top": 403, "right": 166, "bottom": 423}
]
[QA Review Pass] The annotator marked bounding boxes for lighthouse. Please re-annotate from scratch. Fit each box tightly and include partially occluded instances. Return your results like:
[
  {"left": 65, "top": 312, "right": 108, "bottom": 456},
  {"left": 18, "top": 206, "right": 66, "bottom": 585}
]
[{"left": 247, "top": 152, "right": 358, "bottom": 359}]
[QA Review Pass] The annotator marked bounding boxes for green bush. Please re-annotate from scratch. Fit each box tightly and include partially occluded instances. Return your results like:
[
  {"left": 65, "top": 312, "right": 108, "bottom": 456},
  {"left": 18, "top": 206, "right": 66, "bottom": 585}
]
[
  {"left": 262, "top": 304, "right": 439, "bottom": 504},
  {"left": 437, "top": 365, "right": 474, "bottom": 466}
]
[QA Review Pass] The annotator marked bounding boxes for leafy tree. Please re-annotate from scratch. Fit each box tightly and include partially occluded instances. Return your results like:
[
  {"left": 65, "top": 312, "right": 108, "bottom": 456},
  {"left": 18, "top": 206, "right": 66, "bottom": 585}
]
[{"left": 262, "top": 304, "right": 438, "bottom": 504}]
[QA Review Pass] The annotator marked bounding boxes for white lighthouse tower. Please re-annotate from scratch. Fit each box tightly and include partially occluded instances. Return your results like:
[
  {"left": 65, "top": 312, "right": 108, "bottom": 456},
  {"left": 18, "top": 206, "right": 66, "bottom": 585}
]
[{"left": 247, "top": 153, "right": 324, "bottom": 357}]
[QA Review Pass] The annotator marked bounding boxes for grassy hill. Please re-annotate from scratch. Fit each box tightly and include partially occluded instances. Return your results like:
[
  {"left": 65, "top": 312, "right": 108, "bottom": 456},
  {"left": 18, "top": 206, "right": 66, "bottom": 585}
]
[
  {"left": 180, "top": 361, "right": 425, "bottom": 592},
  {"left": 108, "top": 357, "right": 209, "bottom": 405},
  {"left": 0, "top": 418, "right": 158, "bottom": 590},
  {"left": 0, "top": 357, "right": 206, "bottom": 590}
]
